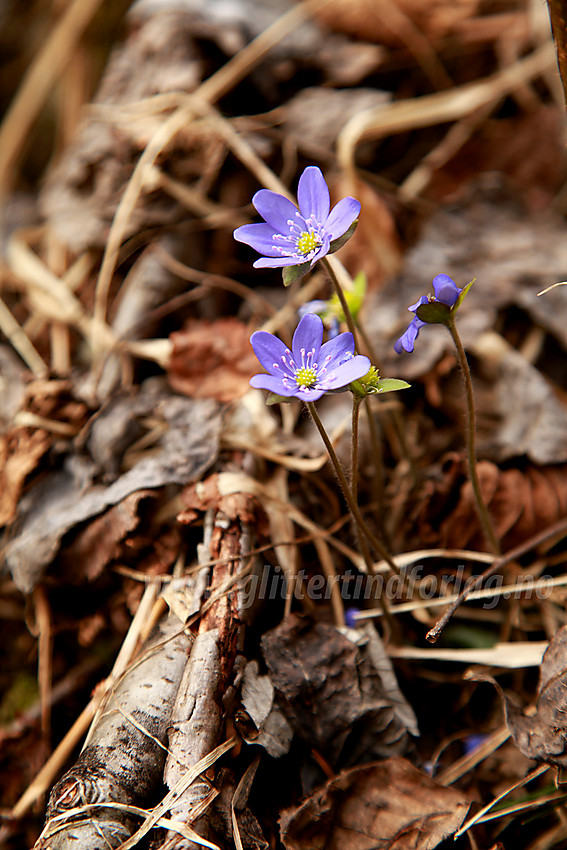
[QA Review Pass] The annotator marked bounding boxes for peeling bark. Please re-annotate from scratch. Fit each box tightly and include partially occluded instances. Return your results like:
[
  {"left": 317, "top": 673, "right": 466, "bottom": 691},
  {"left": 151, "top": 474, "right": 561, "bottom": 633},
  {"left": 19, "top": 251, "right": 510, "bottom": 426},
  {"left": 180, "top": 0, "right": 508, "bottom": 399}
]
[
  {"left": 158, "top": 496, "right": 255, "bottom": 849},
  {"left": 35, "top": 612, "right": 192, "bottom": 850}
]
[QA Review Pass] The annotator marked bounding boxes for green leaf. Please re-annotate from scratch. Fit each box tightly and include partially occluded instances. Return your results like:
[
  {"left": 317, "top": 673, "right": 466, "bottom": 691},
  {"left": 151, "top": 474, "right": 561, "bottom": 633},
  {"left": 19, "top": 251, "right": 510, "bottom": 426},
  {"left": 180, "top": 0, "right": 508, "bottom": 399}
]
[
  {"left": 328, "top": 219, "right": 358, "bottom": 254},
  {"left": 416, "top": 301, "right": 452, "bottom": 325},
  {"left": 282, "top": 261, "right": 310, "bottom": 287},
  {"left": 374, "top": 377, "right": 411, "bottom": 394},
  {"left": 454, "top": 278, "right": 475, "bottom": 311}
]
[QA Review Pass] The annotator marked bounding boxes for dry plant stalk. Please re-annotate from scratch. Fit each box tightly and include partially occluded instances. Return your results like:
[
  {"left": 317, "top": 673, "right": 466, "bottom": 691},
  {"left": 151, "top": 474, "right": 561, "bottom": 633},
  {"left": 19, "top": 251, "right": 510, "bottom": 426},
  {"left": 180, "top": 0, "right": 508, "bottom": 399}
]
[
  {"left": 337, "top": 42, "right": 556, "bottom": 177},
  {"left": 157, "top": 497, "right": 254, "bottom": 849},
  {"left": 0, "top": 0, "right": 105, "bottom": 195},
  {"left": 91, "top": 0, "right": 335, "bottom": 364}
]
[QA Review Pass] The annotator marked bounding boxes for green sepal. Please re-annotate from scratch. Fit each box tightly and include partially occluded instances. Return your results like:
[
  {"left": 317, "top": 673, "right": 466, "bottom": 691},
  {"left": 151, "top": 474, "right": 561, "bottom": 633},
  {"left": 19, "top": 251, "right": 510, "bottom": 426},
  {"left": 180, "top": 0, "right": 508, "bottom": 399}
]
[
  {"left": 349, "top": 379, "right": 367, "bottom": 398},
  {"left": 328, "top": 219, "right": 359, "bottom": 254},
  {"left": 266, "top": 392, "right": 295, "bottom": 405},
  {"left": 454, "top": 278, "right": 475, "bottom": 311},
  {"left": 374, "top": 377, "right": 411, "bottom": 394},
  {"left": 350, "top": 370, "right": 410, "bottom": 398},
  {"left": 416, "top": 300, "right": 452, "bottom": 325},
  {"left": 282, "top": 261, "right": 310, "bottom": 287}
]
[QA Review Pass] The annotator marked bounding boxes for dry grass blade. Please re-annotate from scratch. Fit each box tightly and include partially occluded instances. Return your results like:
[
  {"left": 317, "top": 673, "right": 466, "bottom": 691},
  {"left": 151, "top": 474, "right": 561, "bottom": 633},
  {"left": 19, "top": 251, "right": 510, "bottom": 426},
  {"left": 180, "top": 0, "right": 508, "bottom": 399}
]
[
  {"left": 437, "top": 725, "right": 511, "bottom": 785},
  {"left": 371, "top": 548, "right": 495, "bottom": 574},
  {"left": 355, "top": 574, "right": 567, "bottom": 620},
  {"left": 475, "top": 792, "right": 567, "bottom": 825},
  {"left": 7, "top": 233, "right": 115, "bottom": 350},
  {"left": 37, "top": 802, "right": 221, "bottom": 850},
  {"left": 538, "top": 280, "right": 567, "bottom": 295},
  {"left": 92, "top": 0, "right": 334, "bottom": 364},
  {"left": 337, "top": 42, "right": 556, "bottom": 175},
  {"left": 455, "top": 764, "right": 550, "bottom": 839},
  {"left": 0, "top": 0, "right": 105, "bottom": 195},
  {"left": 9, "top": 584, "right": 160, "bottom": 820},
  {"left": 0, "top": 295, "right": 47, "bottom": 376},
  {"left": 221, "top": 434, "right": 329, "bottom": 472},
  {"left": 116, "top": 737, "right": 238, "bottom": 850},
  {"left": 387, "top": 641, "right": 548, "bottom": 668}
]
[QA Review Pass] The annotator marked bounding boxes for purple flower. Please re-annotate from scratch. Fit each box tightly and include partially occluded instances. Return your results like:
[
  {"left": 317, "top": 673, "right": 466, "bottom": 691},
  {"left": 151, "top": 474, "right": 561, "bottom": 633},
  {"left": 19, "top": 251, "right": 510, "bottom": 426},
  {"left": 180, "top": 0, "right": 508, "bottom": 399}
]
[
  {"left": 394, "top": 295, "right": 428, "bottom": 354},
  {"left": 344, "top": 607, "right": 361, "bottom": 629},
  {"left": 463, "top": 734, "right": 486, "bottom": 756},
  {"left": 250, "top": 313, "right": 370, "bottom": 402},
  {"left": 394, "top": 274, "right": 464, "bottom": 354},
  {"left": 234, "top": 166, "right": 361, "bottom": 270},
  {"left": 432, "top": 273, "right": 462, "bottom": 306}
]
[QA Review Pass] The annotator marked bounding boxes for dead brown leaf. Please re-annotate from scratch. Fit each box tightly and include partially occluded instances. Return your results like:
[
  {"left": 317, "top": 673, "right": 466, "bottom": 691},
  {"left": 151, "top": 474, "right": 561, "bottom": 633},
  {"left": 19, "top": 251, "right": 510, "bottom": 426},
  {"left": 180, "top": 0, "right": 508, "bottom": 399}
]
[
  {"left": 279, "top": 758, "right": 470, "bottom": 850},
  {"left": 57, "top": 490, "right": 153, "bottom": 583},
  {"left": 505, "top": 626, "right": 567, "bottom": 772},
  {"left": 417, "top": 456, "right": 567, "bottom": 552},
  {"left": 429, "top": 106, "right": 567, "bottom": 210},
  {"left": 168, "top": 318, "right": 259, "bottom": 403},
  {"left": 0, "top": 428, "right": 51, "bottom": 527},
  {"left": 261, "top": 615, "right": 415, "bottom": 767},
  {"left": 5, "top": 395, "right": 222, "bottom": 593}
]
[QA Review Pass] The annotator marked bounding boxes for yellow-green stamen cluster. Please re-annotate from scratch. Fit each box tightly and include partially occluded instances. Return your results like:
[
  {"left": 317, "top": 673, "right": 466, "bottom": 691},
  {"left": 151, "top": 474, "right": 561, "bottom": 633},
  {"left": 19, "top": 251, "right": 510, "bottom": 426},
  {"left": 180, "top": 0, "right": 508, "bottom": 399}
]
[
  {"left": 295, "top": 366, "right": 317, "bottom": 387},
  {"left": 297, "top": 231, "right": 320, "bottom": 255},
  {"left": 360, "top": 365, "right": 380, "bottom": 390}
]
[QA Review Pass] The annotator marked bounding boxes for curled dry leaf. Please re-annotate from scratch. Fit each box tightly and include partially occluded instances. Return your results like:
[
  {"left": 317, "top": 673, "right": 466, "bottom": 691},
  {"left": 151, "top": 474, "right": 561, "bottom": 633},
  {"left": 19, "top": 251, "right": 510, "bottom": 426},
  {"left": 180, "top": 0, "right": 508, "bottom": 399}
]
[
  {"left": 0, "top": 428, "right": 51, "bottom": 527},
  {"left": 504, "top": 626, "right": 567, "bottom": 772},
  {"left": 5, "top": 395, "right": 222, "bottom": 593},
  {"left": 279, "top": 758, "right": 470, "bottom": 850},
  {"left": 240, "top": 660, "right": 294, "bottom": 759},
  {"left": 168, "top": 318, "right": 259, "bottom": 403},
  {"left": 57, "top": 490, "right": 154, "bottom": 584},
  {"left": 0, "top": 377, "right": 89, "bottom": 527},
  {"left": 417, "top": 456, "right": 567, "bottom": 553},
  {"left": 261, "top": 614, "right": 416, "bottom": 768}
]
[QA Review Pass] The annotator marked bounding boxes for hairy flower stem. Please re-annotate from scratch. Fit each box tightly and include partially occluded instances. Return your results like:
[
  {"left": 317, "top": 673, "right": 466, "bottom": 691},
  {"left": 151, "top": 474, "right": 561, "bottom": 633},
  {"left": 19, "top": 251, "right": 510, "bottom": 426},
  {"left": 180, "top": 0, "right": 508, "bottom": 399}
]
[
  {"left": 364, "top": 398, "right": 386, "bottom": 536},
  {"left": 351, "top": 396, "right": 362, "bottom": 501},
  {"left": 446, "top": 316, "right": 500, "bottom": 554},
  {"left": 306, "top": 402, "right": 400, "bottom": 576},
  {"left": 320, "top": 258, "right": 379, "bottom": 365},
  {"left": 320, "top": 258, "right": 358, "bottom": 339},
  {"left": 351, "top": 398, "right": 387, "bottom": 587}
]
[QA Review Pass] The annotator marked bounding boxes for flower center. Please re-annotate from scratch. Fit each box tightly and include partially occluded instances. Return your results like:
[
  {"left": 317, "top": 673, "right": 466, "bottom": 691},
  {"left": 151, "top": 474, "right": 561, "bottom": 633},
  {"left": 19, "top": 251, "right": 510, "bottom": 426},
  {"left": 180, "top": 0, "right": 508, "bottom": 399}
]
[
  {"left": 296, "top": 231, "right": 320, "bottom": 256},
  {"left": 295, "top": 366, "right": 317, "bottom": 387}
]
